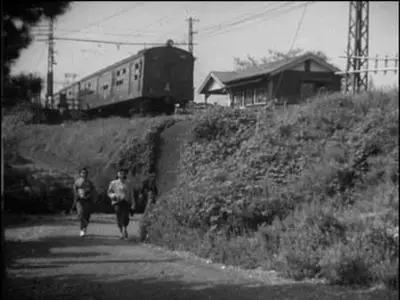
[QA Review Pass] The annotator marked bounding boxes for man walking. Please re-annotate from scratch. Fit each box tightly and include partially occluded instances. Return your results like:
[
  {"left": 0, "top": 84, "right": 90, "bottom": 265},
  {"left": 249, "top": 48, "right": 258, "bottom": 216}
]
[
  {"left": 72, "top": 167, "right": 96, "bottom": 237},
  {"left": 108, "top": 168, "right": 135, "bottom": 240}
]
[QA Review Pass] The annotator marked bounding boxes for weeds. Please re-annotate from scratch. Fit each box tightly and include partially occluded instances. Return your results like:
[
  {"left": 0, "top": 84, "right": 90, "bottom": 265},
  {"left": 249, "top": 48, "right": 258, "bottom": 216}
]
[{"left": 142, "top": 89, "right": 399, "bottom": 288}]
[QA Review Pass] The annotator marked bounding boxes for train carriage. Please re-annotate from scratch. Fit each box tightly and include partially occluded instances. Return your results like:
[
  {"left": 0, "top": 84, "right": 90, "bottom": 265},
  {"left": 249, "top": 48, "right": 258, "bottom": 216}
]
[{"left": 55, "top": 41, "right": 194, "bottom": 118}]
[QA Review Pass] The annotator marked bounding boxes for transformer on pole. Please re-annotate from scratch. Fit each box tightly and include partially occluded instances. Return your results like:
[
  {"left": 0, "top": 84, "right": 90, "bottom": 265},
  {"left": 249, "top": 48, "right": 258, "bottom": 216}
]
[{"left": 345, "top": 1, "right": 369, "bottom": 94}]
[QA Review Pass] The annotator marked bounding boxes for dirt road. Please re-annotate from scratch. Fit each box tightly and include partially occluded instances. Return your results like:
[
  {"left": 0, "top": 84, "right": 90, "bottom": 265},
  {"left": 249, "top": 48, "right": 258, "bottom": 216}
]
[{"left": 5, "top": 214, "right": 396, "bottom": 300}]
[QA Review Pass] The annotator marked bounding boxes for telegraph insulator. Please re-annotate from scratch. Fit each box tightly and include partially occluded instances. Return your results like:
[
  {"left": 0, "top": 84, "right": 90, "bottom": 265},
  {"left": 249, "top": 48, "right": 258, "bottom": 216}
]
[
  {"left": 374, "top": 54, "right": 378, "bottom": 74},
  {"left": 166, "top": 39, "right": 174, "bottom": 47}
]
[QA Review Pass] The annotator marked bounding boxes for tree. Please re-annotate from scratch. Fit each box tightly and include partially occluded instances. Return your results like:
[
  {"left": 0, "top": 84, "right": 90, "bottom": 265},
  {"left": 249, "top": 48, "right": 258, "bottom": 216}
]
[
  {"left": 3, "top": 73, "right": 44, "bottom": 108},
  {"left": 3, "top": 2, "right": 71, "bottom": 78},
  {"left": 233, "top": 48, "right": 330, "bottom": 71}
]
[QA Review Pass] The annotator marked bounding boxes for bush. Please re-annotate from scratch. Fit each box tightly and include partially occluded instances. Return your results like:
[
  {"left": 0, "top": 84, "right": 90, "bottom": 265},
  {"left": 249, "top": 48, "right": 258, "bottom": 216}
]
[
  {"left": 143, "top": 89, "right": 399, "bottom": 287},
  {"left": 10, "top": 89, "right": 399, "bottom": 287},
  {"left": 11, "top": 115, "right": 178, "bottom": 213}
]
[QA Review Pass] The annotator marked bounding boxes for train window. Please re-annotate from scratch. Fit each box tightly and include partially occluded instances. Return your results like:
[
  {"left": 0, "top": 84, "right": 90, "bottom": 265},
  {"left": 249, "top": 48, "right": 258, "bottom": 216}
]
[
  {"left": 116, "top": 79, "right": 124, "bottom": 86},
  {"left": 134, "top": 74, "right": 138, "bottom": 80},
  {"left": 135, "top": 63, "right": 139, "bottom": 69},
  {"left": 117, "top": 70, "right": 120, "bottom": 76},
  {"left": 122, "top": 68, "right": 126, "bottom": 74},
  {"left": 103, "top": 84, "right": 109, "bottom": 90}
]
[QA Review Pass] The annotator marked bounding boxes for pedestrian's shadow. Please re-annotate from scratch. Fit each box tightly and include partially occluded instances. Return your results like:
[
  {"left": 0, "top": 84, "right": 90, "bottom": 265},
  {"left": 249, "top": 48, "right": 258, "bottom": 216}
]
[
  {"left": 5, "top": 232, "right": 143, "bottom": 268},
  {"left": 86, "top": 234, "right": 141, "bottom": 244}
]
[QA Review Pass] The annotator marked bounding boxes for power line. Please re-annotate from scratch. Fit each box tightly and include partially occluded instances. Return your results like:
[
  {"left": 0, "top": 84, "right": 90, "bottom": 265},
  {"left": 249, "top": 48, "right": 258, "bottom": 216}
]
[
  {"left": 199, "top": 2, "right": 293, "bottom": 37},
  {"left": 198, "top": 2, "right": 281, "bottom": 34},
  {"left": 272, "top": 3, "right": 309, "bottom": 101},
  {"left": 199, "top": 2, "right": 311, "bottom": 41},
  {"left": 39, "top": 30, "right": 155, "bottom": 38},
  {"left": 34, "top": 44, "right": 47, "bottom": 70},
  {"left": 288, "top": 4, "right": 308, "bottom": 50},
  {"left": 35, "top": 36, "right": 193, "bottom": 46},
  {"left": 57, "top": 2, "right": 146, "bottom": 38}
]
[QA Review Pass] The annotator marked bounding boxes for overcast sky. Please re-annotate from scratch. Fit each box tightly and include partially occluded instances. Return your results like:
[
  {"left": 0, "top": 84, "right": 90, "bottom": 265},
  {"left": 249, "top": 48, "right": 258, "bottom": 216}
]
[{"left": 12, "top": 1, "right": 399, "bottom": 103}]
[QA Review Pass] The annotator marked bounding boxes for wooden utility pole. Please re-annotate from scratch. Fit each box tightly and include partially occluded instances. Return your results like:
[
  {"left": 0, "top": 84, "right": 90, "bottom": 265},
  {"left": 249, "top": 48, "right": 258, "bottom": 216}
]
[
  {"left": 46, "top": 18, "right": 56, "bottom": 109},
  {"left": 186, "top": 17, "right": 199, "bottom": 103},
  {"left": 186, "top": 17, "right": 199, "bottom": 55}
]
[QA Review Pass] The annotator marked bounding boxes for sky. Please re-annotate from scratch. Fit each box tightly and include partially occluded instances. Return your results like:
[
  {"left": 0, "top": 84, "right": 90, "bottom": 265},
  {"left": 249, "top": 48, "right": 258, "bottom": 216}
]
[{"left": 11, "top": 1, "right": 399, "bottom": 105}]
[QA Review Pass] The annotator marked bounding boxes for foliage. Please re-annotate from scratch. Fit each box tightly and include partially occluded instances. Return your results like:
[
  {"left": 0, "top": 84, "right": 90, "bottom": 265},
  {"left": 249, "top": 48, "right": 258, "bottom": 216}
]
[
  {"left": 233, "top": 48, "right": 330, "bottom": 71},
  {"left": 142, "top": 89, "right": 399, "bottom": 288},
  {"left": 3, "top": 162, "right": 74, "bottom": 215},
  {"left": 8, "top": 88, "right": 399, "bottom": 288},
  {"left": 7, "top": 115, "right": 178, "bottom": 213},
  {"left": 3, "top": 2, "right": 71, "bottom": 78},
  {"left": 3, "top": 73, "right": 43, "bottom": 108}
]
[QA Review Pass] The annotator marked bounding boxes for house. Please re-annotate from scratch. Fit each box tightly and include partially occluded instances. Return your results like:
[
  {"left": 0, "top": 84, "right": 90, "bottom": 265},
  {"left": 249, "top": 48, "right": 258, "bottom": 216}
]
[{"left": 198, "top": 52, "right": 343, "bottom": 108}]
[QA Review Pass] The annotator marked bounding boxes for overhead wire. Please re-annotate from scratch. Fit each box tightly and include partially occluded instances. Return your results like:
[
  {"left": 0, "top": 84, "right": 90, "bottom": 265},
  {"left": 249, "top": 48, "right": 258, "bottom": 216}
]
[
  {"left": 199, "top": 2, "right": 312, "bottom": 41},
  {"left": 57, "top": 2, "right": 147, "bottom": 38},
  {"left": 272, "top": 3, "right": 309, "bottom": 100},
  {"left": 55, "top": 30, "right": 155, "bottom": 38},
  {"left": 198, "top": 2, "right": 279, "bottom": 34},
  {"left": 198, "top": 2, "right": 293, "bottom": 37}
]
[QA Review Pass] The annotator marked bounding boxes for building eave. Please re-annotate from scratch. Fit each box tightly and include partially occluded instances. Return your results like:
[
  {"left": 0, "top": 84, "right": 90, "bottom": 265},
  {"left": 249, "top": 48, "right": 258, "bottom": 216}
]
[{"left": 198, "top": 72, "right": 228, "bottom": 94}]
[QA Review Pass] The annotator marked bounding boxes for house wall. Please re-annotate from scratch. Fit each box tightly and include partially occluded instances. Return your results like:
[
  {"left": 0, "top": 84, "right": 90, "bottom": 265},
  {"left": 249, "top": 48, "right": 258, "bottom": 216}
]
[
  {"left": 227, "top": 70, "right": 341, "bottom": 108},
  {"left": 273, "top": 70, "right": 342, "bottom": 104},
  {"left": 229, "top": 79, "right": 270, "bottom": 107}
]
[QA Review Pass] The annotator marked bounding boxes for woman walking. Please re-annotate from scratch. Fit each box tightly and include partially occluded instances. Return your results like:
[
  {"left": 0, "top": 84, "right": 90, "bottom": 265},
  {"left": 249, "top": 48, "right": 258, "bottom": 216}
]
[
  {"left": 72, "top": 167, "right": 97, "bottom": 237},
  {"left": 107, "top": 168, "right": 135, "bottom": 240}
]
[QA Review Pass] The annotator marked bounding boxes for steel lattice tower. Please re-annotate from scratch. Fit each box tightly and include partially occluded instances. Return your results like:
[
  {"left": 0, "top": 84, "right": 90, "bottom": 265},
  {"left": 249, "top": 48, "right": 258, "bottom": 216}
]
[{"left": 345, "top": 1, "right": 369, "bottom": 94}]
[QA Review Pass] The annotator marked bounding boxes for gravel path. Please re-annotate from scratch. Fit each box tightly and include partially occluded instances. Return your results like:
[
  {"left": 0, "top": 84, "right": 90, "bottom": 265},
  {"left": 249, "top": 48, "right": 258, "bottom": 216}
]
[{"left": 5, "top": 214, "right": 397, "bottom": 300}]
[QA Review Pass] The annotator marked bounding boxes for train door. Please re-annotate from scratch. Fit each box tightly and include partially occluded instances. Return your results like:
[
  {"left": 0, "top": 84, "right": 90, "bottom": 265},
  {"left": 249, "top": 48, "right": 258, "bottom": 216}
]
[{"left": 130, "top": 59, "right": 143, "bottom": 99}]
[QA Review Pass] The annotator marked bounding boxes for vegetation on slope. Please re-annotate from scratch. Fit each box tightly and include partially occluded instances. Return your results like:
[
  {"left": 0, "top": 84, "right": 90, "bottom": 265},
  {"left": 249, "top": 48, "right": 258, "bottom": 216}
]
[
  {"left": 142, "top": 90, "right": 399, "bottom": 288},
  {"left": 3, "top": 106, "right": 178, "bottom": 213}
]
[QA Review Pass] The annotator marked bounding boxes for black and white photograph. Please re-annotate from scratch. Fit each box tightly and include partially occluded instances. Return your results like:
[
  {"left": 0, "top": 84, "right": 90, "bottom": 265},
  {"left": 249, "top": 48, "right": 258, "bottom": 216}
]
[{"left": 2, "top": 1, "right": 399, "bottom": 299}]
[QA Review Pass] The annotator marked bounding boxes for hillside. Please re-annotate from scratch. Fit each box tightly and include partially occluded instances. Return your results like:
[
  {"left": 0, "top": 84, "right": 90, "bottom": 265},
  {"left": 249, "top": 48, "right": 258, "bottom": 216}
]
[
  {"left": 3, "top": 89, "right": 399, "bottom": 289},
  {"left": 3, "top": 110, "right": 184, "bottom": 212},
  {"left": 143, "top": 90, "right": 399, "bottom": 288}
]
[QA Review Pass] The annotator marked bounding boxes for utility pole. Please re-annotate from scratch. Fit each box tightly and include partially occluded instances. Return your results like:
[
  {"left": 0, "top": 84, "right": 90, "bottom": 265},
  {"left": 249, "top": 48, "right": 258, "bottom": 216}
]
[
  {"left": 46, "top": 18, "right": 55, "bottom": 109},
  {"left": 186, "top": 17, "right": 199, "bottom": 55},
  {"left": 345, "top": 1, "right": 369, "bottom": 94},
  {"left": 186, "top": 17, "right": 199, "bottom": 104}
]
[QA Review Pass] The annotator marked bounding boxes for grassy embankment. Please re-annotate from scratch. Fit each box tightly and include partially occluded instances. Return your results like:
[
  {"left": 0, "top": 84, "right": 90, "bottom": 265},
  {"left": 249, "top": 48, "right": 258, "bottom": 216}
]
[
  {"left": 4, "top": 90, "right": 399, "bottom": 288},
  {"left": 141, "top": 90, "right": 398, "bottom": 288},
  {"left": 3, "top": 105, "right": 181, "bottom": 213}
]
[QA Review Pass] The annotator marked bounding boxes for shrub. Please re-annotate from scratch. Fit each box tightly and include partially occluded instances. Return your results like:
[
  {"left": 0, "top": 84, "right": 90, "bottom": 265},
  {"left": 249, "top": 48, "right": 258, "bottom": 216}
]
[
  {"left": 143, "top": 89, "right": 399, "bottom": 287},
  {"left": 11, "top": 89, "right": 399, "bottom": 287}
]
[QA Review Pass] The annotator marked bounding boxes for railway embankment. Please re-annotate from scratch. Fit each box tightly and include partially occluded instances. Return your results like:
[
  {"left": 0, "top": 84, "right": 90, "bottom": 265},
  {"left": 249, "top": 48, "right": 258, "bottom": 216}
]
[
  {"left": 3, "top": 89, "right": 399, "bottom": 290},
  {"left": 3, "top": 109, "right": 182, "bottom": 213}
]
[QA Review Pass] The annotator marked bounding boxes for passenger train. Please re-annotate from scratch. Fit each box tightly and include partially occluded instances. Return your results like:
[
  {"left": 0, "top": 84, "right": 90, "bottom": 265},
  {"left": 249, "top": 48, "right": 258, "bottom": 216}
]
[{"left": 54, "top": 40, "right": 194, "bottom": 117}]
